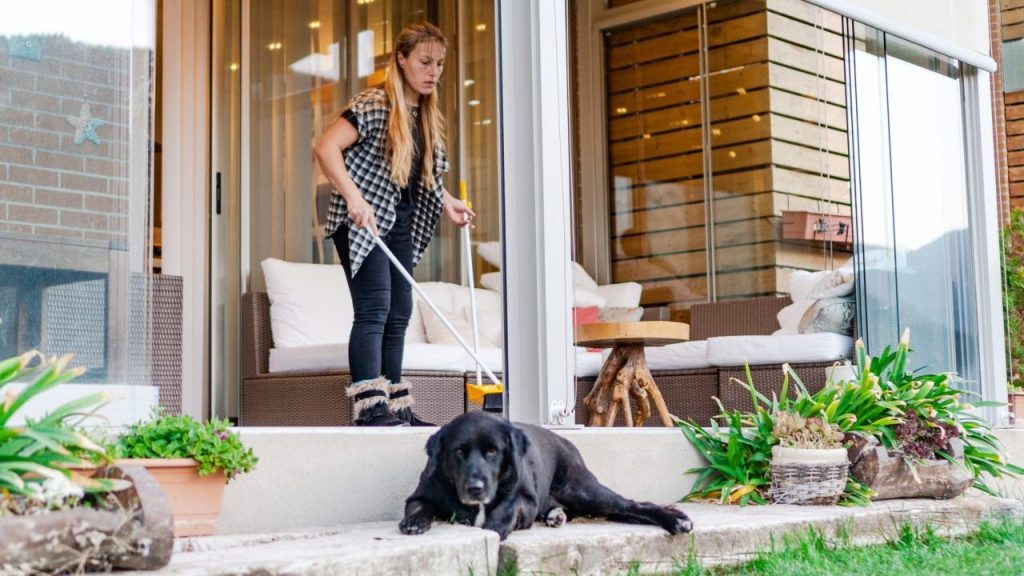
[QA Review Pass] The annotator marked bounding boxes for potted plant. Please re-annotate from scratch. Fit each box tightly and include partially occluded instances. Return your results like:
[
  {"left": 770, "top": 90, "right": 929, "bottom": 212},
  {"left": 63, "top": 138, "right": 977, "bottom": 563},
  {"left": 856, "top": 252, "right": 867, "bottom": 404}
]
[
  {"left": 114, "top": 412, "right": 258, "bottom": 537},
  {"left": 768, "top": 411, "right": 848, "bottom": 505},
  {"left": 0, "top": 352, "right": 173, "bottom": 571}
]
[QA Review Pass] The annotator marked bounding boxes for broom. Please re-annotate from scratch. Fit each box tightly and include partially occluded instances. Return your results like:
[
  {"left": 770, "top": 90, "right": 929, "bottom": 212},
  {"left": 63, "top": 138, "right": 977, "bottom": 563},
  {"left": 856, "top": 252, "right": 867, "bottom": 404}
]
[{"left": 370, "top": 189, "right": 504, "bottom": 412}]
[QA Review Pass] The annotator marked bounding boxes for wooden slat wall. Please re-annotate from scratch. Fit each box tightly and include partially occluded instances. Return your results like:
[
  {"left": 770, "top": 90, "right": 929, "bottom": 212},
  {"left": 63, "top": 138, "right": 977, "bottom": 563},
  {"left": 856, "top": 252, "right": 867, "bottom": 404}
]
[
  {"left": 1009, "top": 90, "right": 1024, "bottom": 207},
  {"left": 604, "top": 0, "right": 851, "bottom": 318},
  {"left": 1005, "top": 0, "right": 1024, "bottom": 208}
]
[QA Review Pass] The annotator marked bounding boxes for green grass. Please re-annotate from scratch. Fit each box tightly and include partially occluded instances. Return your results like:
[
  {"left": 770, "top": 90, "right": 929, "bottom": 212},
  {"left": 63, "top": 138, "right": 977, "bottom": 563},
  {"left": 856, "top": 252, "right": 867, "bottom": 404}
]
[{"left": 669, "top": 518, "right": 1024, "bottom": 576}]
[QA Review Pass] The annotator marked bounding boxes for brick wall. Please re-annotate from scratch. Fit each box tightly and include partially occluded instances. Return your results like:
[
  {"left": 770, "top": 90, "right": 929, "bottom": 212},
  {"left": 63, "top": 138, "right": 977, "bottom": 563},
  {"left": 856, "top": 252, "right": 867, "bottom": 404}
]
[{"left": 0, "top": 34, "right": 133, "bottom": 247}]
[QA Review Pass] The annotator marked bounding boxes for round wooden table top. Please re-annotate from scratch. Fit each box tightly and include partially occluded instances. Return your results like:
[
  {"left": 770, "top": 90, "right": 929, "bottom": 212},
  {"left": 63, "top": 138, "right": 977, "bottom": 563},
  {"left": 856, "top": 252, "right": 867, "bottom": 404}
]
[{"left": 574, "top": 321, "right": 689, "bottom": 348}]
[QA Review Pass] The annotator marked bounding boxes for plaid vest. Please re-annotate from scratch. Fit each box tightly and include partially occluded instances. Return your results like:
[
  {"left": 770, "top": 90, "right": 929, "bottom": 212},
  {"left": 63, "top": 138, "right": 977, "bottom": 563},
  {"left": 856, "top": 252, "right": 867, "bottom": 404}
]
[{"left": 324, "top": 88, "right": 450, "bottom": 276}]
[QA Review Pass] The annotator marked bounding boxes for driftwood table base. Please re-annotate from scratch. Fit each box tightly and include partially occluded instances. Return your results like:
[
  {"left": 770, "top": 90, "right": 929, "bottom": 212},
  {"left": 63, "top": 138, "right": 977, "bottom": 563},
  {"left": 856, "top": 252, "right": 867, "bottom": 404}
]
[{"left": 583, "top": 344, "right": 674, "bottom": 427}]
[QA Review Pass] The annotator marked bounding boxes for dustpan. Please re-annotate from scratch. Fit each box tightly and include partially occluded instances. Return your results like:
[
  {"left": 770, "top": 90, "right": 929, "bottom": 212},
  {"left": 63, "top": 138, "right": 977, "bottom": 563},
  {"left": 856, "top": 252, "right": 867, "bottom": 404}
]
[{"left": 458, "top": 182, "right": 504, "bottom": 411}]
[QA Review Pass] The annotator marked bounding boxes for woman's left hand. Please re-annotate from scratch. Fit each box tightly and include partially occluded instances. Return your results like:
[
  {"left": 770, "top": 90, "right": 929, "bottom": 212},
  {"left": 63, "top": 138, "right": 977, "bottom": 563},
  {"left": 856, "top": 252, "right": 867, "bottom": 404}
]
[{"left": 443, "top": 193, "right": 476, "bottom": 228}]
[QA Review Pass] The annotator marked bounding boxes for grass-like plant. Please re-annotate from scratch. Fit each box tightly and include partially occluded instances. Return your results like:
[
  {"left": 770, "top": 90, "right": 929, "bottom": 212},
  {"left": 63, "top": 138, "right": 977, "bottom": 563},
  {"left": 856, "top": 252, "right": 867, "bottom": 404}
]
[
  {"left": 679, "top": 330, "right": 1023, "bottom": 505},
  {"left": 0, "top": 351, "right": 118, "bottom": 512},
  {"left": 115, "top": 412, "right": 258, "bottom": 482}
]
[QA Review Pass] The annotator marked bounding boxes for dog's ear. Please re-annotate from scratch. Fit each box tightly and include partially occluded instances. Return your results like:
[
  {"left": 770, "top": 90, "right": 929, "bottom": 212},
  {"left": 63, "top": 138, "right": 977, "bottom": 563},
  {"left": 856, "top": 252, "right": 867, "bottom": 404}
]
[
  {"left": 422, "top": 427, "right": 445, "bottom": 479},
  {"left": 501, "top": 425, "right": 531, "bottom": 487}
]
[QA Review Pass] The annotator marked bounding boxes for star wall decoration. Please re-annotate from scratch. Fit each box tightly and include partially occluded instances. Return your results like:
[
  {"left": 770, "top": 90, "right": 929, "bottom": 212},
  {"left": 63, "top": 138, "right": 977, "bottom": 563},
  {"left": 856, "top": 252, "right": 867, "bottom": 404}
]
[{"left": 66, "top": 103, "right": 106, "bottom": 145}]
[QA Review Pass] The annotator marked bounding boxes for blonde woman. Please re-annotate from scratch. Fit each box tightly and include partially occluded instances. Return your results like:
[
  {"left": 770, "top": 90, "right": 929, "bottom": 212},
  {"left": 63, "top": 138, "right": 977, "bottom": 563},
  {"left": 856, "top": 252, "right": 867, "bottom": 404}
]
[{"left": 315, "top": 23, "right": 474, "bottom": 427}]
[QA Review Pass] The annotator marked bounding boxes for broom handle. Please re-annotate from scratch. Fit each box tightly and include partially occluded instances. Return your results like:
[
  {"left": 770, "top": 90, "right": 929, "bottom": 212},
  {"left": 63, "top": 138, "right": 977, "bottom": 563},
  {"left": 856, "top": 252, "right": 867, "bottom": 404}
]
[
  {"left": 464, "top": 225, "right": 483, "bottom": 387},
  {"left": 372, "top": 234, "right": 502, "bottom": 387}
]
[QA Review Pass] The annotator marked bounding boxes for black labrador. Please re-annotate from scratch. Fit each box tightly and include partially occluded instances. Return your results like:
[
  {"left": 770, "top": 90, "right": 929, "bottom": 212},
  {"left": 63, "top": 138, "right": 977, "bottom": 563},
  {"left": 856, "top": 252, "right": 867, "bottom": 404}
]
[{"left": 399, "top": 411, "right": 693, "bottom": 540}]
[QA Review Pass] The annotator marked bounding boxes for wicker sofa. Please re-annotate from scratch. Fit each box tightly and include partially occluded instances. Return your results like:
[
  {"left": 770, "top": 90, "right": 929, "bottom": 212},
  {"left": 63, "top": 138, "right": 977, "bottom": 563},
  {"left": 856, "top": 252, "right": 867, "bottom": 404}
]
[
  {"left": 241, "top": 292, "right": 850, "bottom": 427},
  {"left": 574, "top": 296, "right": 847, "bottom": 427}
]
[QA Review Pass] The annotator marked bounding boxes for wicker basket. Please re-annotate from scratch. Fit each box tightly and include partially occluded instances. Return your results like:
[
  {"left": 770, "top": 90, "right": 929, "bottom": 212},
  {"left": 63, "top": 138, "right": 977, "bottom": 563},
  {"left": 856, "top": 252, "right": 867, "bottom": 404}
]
[{"left": 769, "top": 446, "right": 849, "bottom": 505}]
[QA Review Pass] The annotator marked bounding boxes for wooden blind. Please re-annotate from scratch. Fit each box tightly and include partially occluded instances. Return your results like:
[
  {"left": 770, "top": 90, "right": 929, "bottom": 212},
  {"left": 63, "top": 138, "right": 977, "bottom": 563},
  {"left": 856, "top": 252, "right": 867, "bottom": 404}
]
[{"left": 1003, "top": 0, "right": 1024, "bottom": 41}]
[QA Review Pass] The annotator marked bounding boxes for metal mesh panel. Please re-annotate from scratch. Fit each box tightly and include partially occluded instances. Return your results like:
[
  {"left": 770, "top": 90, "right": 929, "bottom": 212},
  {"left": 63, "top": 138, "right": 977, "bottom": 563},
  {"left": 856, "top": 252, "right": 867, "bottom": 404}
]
[{"left": 43, "top": 279, "right": 106, "bottom": 373}]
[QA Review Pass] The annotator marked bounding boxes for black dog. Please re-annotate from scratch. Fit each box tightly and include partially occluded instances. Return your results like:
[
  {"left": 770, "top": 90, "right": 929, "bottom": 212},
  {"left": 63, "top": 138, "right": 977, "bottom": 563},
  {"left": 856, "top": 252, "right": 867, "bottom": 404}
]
[{"left": 399, "top": 412, "right": 693, "bottom": 540}]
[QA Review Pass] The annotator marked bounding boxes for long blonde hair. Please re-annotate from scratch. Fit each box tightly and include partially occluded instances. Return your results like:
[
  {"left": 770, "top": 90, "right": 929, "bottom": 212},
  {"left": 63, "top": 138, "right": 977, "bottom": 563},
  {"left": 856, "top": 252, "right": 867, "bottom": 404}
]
[{"left": 384, "top": 23, "right": 447, "bottom": 190}]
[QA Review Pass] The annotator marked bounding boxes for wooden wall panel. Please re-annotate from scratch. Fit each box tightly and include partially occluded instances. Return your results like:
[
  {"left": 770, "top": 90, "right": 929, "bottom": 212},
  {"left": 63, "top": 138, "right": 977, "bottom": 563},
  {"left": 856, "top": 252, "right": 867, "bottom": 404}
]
[
  {"left": 603, "top": 0, "right": 850, "bottom": 316},
  {"left": 1009, "top": 90, "right": 1024, "bottom": 207}
]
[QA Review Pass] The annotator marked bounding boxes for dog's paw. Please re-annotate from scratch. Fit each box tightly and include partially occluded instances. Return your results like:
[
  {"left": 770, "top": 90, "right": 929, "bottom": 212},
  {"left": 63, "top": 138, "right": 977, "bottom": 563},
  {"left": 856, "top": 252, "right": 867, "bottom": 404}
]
[
  {"left": 399, "top": 515, "right": 433, "bottom": 535},
  {"left": 663, "top": 506, "right": 693, "bottom": 535},
  {"left": 544, "top": 507, "right": 567, "bottom": 528}
]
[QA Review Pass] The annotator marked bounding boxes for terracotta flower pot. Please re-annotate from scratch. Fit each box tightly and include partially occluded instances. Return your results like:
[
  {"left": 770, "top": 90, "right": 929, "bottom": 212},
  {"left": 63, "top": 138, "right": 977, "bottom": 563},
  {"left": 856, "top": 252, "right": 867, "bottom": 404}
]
[{"left": 117, "top": 459, "right": 227, "bottom": 537}]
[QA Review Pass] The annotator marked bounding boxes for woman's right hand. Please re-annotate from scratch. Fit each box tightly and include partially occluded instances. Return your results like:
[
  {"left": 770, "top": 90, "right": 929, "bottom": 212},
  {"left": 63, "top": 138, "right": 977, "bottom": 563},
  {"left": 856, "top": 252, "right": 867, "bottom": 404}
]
[{"left": 347, "top": 194, "right": 379, "bottom": 236}]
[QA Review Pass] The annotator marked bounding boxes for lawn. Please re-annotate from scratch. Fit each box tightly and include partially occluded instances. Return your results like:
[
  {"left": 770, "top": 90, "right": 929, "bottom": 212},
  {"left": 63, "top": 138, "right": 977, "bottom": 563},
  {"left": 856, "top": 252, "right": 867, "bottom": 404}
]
[{"left": 666, "top": 517, "right": 1024, "bottom": 576}]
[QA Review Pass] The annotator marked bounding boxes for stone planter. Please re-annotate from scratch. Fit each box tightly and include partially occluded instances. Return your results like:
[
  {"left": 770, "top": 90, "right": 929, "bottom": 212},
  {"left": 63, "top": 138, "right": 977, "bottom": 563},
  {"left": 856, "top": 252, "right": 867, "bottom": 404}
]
[
  {"left": 123, "top": 458, "right": 228, "bottom": 537},
  {"left": 847, "top": 433, "right": 973, "bottom": 500},
  {"left": 0, "top": 465, "right": 173, "bottom": 572},
  {"left": 769, "top": 446, "right": 849, "bottom": 505}
]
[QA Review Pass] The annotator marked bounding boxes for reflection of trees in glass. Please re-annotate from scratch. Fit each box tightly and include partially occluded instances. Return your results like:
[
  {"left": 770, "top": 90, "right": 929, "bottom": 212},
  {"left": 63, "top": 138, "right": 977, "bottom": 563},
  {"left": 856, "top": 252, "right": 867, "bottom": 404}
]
[{"left": 1003, "top": 209, "right": 1024, "bottom": 389}]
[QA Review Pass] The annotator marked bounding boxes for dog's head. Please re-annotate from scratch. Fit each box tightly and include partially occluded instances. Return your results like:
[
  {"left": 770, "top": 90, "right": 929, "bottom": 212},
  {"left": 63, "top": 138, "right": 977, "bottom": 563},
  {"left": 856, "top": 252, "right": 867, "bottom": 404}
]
[{"left": 426, "top": 412, "right": 530, "bottom": 506}]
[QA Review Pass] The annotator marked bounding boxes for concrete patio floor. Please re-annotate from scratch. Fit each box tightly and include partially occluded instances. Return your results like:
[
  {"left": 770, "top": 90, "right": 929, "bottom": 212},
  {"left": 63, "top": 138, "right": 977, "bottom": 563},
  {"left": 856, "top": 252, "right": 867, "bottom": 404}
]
[{"left": 124, "top": 493, "right": 1022, "bottom": 576}]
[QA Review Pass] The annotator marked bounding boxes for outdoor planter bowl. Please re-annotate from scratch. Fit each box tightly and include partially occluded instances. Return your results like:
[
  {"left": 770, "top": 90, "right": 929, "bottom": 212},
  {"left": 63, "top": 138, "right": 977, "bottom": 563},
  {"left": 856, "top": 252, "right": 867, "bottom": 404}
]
[
  {"left": 0, "top": 465, "right": 173, "bottom": 572},
  {"left": 769, "top": 445, "right": 849, "bottom": 505},
  {"left": 847, "top": 433, "right": 973, "bottom": 500}
]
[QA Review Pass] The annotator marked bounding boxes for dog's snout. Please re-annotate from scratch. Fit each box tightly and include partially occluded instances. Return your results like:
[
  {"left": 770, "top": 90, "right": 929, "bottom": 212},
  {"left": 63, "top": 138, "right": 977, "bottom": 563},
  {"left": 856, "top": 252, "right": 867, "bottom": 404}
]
[{"left": 465, "top": 478, "right": 485, "bottom": 498}]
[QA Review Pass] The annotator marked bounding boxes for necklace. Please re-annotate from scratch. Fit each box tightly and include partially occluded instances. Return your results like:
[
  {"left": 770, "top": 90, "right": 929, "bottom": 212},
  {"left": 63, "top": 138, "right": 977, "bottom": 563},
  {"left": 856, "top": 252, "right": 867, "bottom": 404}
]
[{"left": 409, "top": 105, "right": 419, "bottom": 118}]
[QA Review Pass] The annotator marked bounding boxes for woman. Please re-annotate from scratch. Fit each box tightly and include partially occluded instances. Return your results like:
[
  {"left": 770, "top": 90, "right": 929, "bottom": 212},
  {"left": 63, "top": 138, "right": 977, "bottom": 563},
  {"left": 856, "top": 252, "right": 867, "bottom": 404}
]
[{"left": 315, "top": 23, "right": 474, "bottom": 427}]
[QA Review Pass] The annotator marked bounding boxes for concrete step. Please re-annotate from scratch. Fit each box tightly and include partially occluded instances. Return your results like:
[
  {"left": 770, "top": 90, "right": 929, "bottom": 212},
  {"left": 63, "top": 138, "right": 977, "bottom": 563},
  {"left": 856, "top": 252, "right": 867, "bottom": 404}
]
[{"left": 126, "top": 493, "right": 1020, "bottom": 576}]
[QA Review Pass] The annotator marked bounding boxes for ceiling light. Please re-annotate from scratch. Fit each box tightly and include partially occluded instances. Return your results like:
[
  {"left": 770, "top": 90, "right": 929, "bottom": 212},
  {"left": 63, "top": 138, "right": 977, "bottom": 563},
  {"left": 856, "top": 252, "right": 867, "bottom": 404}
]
[
  {"left": 468, "top": 99, "right": 480, "bottom": 106},
  {"left": 475, "top": 23, "right": 487, "bottom": 32},
  {"left": 309, "top": 21, "right": 321, "bottom": 29},
  {"left": 464, "top": 79, "right": 475, "bottom": 86}
]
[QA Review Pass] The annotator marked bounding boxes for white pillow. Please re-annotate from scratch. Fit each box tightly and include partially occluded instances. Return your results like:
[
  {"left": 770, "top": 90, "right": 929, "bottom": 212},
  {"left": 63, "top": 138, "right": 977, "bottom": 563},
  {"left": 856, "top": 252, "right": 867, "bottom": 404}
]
[
  {"left": 596, "top": 282, "right": 642, "bottom": 308},
  {"left": 572, "top": 262, "right": 600, "bottom": 292},
  {"left": 776, "top": 299, "right": 815, "bottom": 333},
  {"left": 477, "top": 241, "right": 502, "bottom": 268},
  {"left": 421, "top": 304, "right": 500, "bottom": 348},
  {"left": 787, "top": 270, "right": 833, "bottom": 302},
  {"left": 261, "top": 258, "right": 351, "bottom": 348},
  {"left": 806, "top": 270, "right": 855, "bottom": 299},
  {"left": 481, "top": 270, "right": 606, "bottom": 308},
  {"left": 480, "top": 271, "right": 502, "bottom": 293}
]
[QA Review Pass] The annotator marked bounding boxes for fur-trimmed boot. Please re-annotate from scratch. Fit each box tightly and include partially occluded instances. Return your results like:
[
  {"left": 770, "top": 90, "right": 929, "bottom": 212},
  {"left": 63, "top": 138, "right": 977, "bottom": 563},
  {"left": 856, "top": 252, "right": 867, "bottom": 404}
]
[
  {"left": 388, "top": 380, "right": 436, "bottom": 427},
  {"left": 348, "top": 377, "right": 408, "bottom": 426}
]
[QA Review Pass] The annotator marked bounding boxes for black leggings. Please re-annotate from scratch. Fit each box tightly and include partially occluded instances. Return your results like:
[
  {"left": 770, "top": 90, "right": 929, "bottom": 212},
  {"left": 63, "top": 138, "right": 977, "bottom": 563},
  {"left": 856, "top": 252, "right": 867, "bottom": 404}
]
[{"left": 332, "top": 213, "right": 415, "bottom": 383}]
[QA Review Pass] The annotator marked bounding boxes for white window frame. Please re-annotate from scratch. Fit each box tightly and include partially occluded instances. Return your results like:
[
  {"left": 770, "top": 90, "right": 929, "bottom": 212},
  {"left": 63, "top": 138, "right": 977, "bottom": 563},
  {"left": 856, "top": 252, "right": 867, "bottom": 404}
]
[{"left": 497, "top": 0, "right": 575, "bottom": 425}]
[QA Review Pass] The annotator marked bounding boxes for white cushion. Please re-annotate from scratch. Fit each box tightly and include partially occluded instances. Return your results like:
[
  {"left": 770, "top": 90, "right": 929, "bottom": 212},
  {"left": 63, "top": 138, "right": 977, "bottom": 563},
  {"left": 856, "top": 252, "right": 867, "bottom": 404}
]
[
  {"left": 705, "top": 333, "right": 854, "bottom": 367},
  {"left": 574, "top": 348, "right": 604, "bottom": 378},
  {"left": 643, "top": 341, "right": 713, "bottom": 370},
  {"left": 421, "top": 303, "right": 501, "bottom": 349},
  {"left": 261, "top": 258, "right": 351, "bottom": 348},
  {"left": 806, "top": 270, "right": 855, "bottom": 299},
  {"left": 269, "top": 342, "right": 505, "bottom": 373},
  {"left": 776, "top": 299, "right": 815, "bottom": 333},
  {"left": 269, "top": 343, "right": 345, "bottom": 373},
  {"left": 481, "top": 271, "right": 607, "bottom": 308},
  {"left": 595, "top": 282, "right": 642, "bottom": 308},
  {"left": 787, "top": 270, "right": 833, "bottom": 302},
  {"left": 480, "top": 271, "right": 502, "bottom": 293},
  {"left": 477, "top": 241, "right": 502, "bottom": 268},
  {"left": 572, "top": 262, "right": 600, "bottom": 292}
]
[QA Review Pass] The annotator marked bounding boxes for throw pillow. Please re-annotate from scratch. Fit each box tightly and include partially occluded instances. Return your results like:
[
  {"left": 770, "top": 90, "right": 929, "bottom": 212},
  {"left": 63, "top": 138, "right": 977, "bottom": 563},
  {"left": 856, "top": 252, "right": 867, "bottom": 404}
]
[
  {"left": 776, "top": 299, "right": 815, "bottom": 333},
  {"left": 261, "top": 258, "right": 351, "bottom": 348},
  {"left": 477, "top": 241, "right": 502, "bottom": 268},
  {"left": 798, "top": 297, "right": 855, "bottom": 335},
  {"left": 806, "top": 270, "right": 855, "bottom": 299},
  {"left": 787, "top": 269, "right": 834, "bottom": 302},
  {"left": 421, "top": 305, "right": 500, "bottom": 349},
  {"left": 479, "top": 270, "right": 607, "bottom": 308},
  {"left": 599, "top": 306, "right": 644, "bottom": 322}
]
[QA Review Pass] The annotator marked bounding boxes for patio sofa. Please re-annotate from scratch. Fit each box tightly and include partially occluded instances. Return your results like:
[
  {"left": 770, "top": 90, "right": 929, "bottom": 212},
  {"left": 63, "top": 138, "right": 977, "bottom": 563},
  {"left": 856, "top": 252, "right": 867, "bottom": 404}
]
[
  {"left": 240, "top": 270, "right": 854, "bottom": 427},
  {"left": 574, "top": 295, "right": 854, "bottom": 426}
]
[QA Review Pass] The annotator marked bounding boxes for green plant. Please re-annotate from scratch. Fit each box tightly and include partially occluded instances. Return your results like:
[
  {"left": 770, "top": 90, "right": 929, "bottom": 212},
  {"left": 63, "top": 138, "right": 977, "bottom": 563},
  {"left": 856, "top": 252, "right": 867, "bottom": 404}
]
[
  {"left": 0, "top": 351, "right": 119, "bottom": 514},
  {"left": 1002, "top": 208, "right": 1024, "bottom": 391},
  {"left": 115, "top": 412, "right": 258, "bottom": 482},
  {"left": 772, "top": 412, "right": 843, "bottom": 449},
  {"left": 679, "top": 330, "right": 1023, "bottom": 506}
]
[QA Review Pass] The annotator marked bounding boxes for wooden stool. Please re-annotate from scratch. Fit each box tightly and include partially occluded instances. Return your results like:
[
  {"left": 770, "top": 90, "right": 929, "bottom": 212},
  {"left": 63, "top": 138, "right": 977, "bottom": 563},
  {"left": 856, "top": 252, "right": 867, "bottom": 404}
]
[{"left": 575, "top": 321, "right": 689, "bottom": 427}]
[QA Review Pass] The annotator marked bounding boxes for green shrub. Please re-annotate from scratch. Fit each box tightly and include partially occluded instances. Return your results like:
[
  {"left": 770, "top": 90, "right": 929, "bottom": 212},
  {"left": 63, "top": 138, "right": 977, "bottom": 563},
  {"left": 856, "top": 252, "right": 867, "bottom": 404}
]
[
  {"left": 679, "top": 331, "right": 1023, "bottom": 505},
  {"left": 115, "top": 413, "right": 258, "bottom": 482},
  {"left": 1002, "top": 208, "right": 1024, "bottom": 391}
]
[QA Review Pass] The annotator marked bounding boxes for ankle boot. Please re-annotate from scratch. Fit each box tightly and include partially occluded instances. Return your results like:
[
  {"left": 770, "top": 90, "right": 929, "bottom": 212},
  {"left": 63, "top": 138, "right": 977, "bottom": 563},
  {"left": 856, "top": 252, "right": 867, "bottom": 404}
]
[
  {"left": 348, "top": 377, "right": 408, "bottom": 426},
  {"left": 388, "top": 380, "right": 436, "bottom": 427}
]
